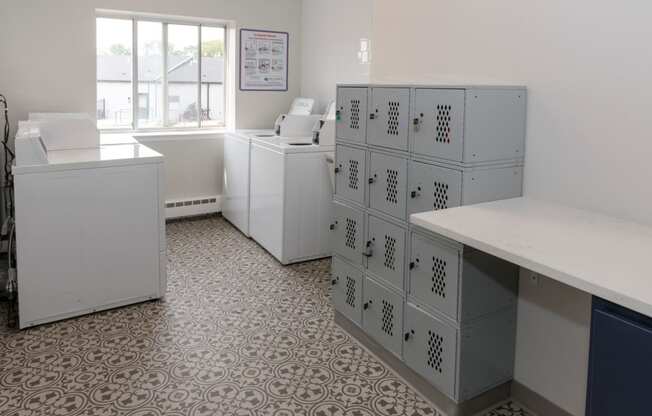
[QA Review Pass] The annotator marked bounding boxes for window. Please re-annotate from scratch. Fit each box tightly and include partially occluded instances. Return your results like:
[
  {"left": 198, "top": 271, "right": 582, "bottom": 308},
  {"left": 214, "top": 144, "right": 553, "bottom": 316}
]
[{"left": 96, "top": 15, "right": 226, "bottom": 130}]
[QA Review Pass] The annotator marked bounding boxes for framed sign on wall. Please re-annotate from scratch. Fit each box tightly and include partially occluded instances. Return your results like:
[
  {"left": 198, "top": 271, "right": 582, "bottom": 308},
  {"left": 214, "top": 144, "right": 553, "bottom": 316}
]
[{"left": 240, "top": 29, "right": 289, "bottom": 91}]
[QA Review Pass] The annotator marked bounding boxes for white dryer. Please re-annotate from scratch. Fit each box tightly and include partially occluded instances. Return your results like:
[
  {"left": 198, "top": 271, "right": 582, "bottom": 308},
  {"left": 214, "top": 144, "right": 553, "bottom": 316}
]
[
  {"left": 222, "top": 130, "right": 274, "bottom": 236},
  {"left": 249, "top": 137, "right": 334, "bottom": 265}
]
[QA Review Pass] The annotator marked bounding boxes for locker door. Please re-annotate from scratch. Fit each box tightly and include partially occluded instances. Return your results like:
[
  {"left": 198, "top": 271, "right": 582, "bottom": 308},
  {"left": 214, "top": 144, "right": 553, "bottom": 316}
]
[
  {"left": 332, "top": 256, "right": 364, "bottom": 326},
  {"left": 369, "top": 152, "right": 408, "bottom": 220},
  {"left": 334, "top": 145, "right": 366, "bottom": 205},
  {"left": 368, "top": 88, "right": 410, "bottom": 150},
  {"left": 407, "top": 161, "right": 462, "bottom": 216},
  {"left": 332, "top": 201, "right": 365, "bottom": 265},
  {"left": 336, "top": 87, "right": 368, "bottom": 143},
  {"left": 409, "top": 233, "right": 461, "bottom": 321},
  {"left": 403, "top": 303, "right": 458, "bottom": 400},
  {"left": 362, "top": 277, "right": 404, "bottom": 356},
  {"left": 412, "top": 89, "right": 465, "bottom": 162},
  {"left": 366, "top": 215, "right": 406, "bottom": 291}
]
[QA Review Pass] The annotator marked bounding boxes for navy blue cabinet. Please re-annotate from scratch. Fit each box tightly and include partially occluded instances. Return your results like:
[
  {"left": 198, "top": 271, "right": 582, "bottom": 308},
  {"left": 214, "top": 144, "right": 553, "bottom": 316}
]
[{"left": 586, "top": 298, "right": 652, "bottom": 416}]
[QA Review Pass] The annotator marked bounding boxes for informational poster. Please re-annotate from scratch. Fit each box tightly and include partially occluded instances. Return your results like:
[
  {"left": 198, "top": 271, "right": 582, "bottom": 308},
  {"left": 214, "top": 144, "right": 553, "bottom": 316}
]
[{"left": 240, "top": 29, "right": 289, "bottom": 91}]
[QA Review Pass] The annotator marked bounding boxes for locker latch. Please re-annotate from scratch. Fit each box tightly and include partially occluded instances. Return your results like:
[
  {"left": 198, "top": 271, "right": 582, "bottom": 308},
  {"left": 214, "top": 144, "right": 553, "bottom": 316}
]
[
  {"left": 413, "top": 114, "right": 424, "bottom": 132},
  {"left": 331, "top": 277, "right": 339, "bottom": 286},
  {"left": 336, "top": 110, "right": 341, "bottom": 122},
  {"left": 410, "top": 189, "right": 421, "bottom": 199},
  {"left": 334, "top": 165, "right": 342, "bottom": 174},
  {"left": 363, "top": 300, "right": 373, "bottom": 310},
  {"left": 329, "top": 221, "right": 338, "bottom": 231},
  {"left": 409, "top": 258, "right": 419, "bottom": 270},
  {"left": 363, "top": 240, "right": 373, "bottom": 257},
  {"left": 404, "top": 329, "right": 415, "bottom": 341},
  {"left": 368, "top": 174, "right": 377, "bottom": 184}
]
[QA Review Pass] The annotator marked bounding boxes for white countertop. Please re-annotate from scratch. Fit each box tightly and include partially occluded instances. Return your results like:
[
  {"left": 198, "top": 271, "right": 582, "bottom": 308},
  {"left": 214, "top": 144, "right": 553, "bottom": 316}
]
[
  {"left": 411, "top": 197, "right": 652, "bottom": 317},
  {"left": 13, "top": 143, "right": 163, "bottom": 174}
]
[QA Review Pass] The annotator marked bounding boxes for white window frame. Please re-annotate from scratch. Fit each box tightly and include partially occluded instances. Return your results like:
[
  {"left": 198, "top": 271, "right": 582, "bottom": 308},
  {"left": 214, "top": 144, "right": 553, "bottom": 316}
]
[{"left": 96, "top": 10, "right": 233, "bottom": 132}]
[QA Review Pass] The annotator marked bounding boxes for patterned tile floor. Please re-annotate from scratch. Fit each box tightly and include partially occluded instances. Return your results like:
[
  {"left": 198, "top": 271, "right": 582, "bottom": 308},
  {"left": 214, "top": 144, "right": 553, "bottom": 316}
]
[{"left": 0, "top": 216, "right": 533, "bottom": 416}]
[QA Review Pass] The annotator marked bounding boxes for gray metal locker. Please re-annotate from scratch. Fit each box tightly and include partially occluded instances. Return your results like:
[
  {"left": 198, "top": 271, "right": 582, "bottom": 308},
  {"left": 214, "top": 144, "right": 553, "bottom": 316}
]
[
  {"left": 461, "top": 165, "right": 523, "bottom": 206},
  {"left": 408, "top": 161, "right": 463, "bottom": 216},
  {"left": 336, "top": 87, "right": 368, "bottom": 143},
  {"left": 410, "top": 88, "right": 526, "bottom": 164},
  {"left": 368, "top": 88, "right": 410, "bottom": 150},
  {"left": 332, "top": 201, "right": 365, "bottom": 265},
  {"left": 403, "top": 303, "right": 517, "bottom": 402},
  {"left": 334, "top": 144, "right": 366, "bottom": 205},
  {"left": 412, "top": 89, "right": 465, "bottom": 162},
  {"left": 332, "top": 83, "right": 527, "bottom": 407},
  {"left": 409, "top": 233, "right": 461, "bottom": 321},
  {"left": 366, "top": 215, "right": 406, "bottom": 292},
  {"left": 332, "top": 256, "right": 364, "bottom": 327},
  {"left": 403, "top": 303, "right": 458, "bottom": 399},
  {"left": 362, "top": 276, "right": 404, "bottom": 357},
  {"left": 463, "top": 89, "right": 526, "bottom": 164},
  {"left": 369, "top": 152, "right": 408, "bottom": 220},
  {"left": 408, "top": 230, "right": 518, "bottom": 322}
]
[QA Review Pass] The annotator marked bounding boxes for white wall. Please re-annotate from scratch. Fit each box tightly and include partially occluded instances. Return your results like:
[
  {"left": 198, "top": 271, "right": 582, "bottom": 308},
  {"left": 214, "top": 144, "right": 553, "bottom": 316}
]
[
  {"left": 370, "top": 1, "right": 652, "bottom": 414},
  {"left": 300, "top": 0, "right": 372, "bottom": 112},
  {"left": 140, "top": 137, "right": 222, "bottom": 200}
]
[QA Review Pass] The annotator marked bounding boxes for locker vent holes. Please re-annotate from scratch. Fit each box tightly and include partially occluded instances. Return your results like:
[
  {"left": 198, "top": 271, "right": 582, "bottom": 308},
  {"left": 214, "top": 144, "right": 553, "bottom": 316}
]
[
  {"left": 435, "top": 105, "right": 452, "bottom": 143},
  {"left": 348, "top": 160, "right": 360, "bottom": 190},
  {"left": 387, "top": 101, "right": 400, "bottom": 136},
  {"left": 383, "top": 235, "right": 397, "bottom": 271},
  {"left": 350, "top": 100, "right": 361, "bottom": 130},
  {"left": 433, "top": 182, "right": 449, "bottom": 210},
  {"left": 345, "top": 276, "right": 356, "bottom": 308},
  {"left": 345, "top": 218, "right": 357, "bottom": 250},
  {"left": 427, "top": 330, "right": 444, "bottom": 373},
  {"left": 381, "top": 300, "right": 395, "bottom": 336},
  {"left": 432, "top": 257, "right": 447, "bottom": 298},
  {"left": 386, "top": 169, "right": 399, "bottom": 204}
]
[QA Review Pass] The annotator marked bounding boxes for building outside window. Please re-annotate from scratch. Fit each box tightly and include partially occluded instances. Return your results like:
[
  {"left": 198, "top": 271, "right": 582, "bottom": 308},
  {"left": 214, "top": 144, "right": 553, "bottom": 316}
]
[{"left": 96, "top": 15, "right": 226, "bottom": 131}]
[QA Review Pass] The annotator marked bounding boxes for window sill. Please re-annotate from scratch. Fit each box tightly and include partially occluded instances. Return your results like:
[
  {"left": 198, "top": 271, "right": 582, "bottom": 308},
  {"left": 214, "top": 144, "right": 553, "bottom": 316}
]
[{"left": 101, "top": 128, "right": 228, "bottom": 145}]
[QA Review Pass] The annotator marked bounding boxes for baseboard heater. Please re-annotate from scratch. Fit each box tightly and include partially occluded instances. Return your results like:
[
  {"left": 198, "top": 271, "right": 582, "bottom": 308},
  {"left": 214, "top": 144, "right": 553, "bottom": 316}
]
[{"left": 165, "top": 196, "right": 221, "bottom": 219}]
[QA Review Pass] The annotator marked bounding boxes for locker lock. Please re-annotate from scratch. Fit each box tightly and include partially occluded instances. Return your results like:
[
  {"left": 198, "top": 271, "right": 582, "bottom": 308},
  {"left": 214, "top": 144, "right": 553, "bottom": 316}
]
[
  {"left": 404, "top": 329, "right": 415, "bottom": 341},
  {"left": 413, "top": 113, "right": 424, "bottom": 131},
  {"left": 368, "top": 174, "right": 377, "bottom": 184},
  {"left": 335, "top": 110, "right": 341, "bottom": 122},
  {"left": 332, "top": 277, "right": 339, "bottom": 286},
  {"left": 410, "top": 188, "right": 422, "bottom": 199},
  {"left": 329, "top": 221, "right": 338, "bottom": 231},
  {"left": 409, "top": 258, "right": 420, "bottom": 270},
  {"left": 363, "top": 300, "right": 373, "bottom": 310},
  {"left": 369, "top": 113, "right": 376, "bottom": 120},
  {"left": 334, "top": 165, "right": 342, "bottom": 174},
  {"left": 363, "top": 240, "right": 373, "bottom": 257}
]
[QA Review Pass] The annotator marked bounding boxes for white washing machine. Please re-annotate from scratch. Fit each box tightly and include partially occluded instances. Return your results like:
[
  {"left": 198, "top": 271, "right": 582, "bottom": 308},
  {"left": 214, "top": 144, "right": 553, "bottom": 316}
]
[
  {"left": 13, "top": 116, "right": 167, "bottom": 328},
  {"left": 222, "top": 129, "right": 274, "bottom": 236},
  {"left": 249, "top": 137, "right": 334, "bottom": 265}
]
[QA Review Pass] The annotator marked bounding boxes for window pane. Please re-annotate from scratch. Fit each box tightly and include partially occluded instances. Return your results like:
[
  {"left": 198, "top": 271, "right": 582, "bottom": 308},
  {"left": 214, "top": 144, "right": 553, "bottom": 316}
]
[
  {"left": 167, "top": 24, "right": 199, "bottom": 128},
  {"left": 201, "top": 26, "right": 226, "bottom": 127},
  {"left": 96, "top": 18, "right": 133, "bottom": 129},
  {"left": 137, "top": 21, "right": 163, "bottom": 128}
]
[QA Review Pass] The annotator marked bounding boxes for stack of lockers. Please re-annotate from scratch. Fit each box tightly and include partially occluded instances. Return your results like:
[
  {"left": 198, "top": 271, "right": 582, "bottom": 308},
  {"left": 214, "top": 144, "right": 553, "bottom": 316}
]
[{"left": 331, "top": 84, "right": 525, "bottom": 404}]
